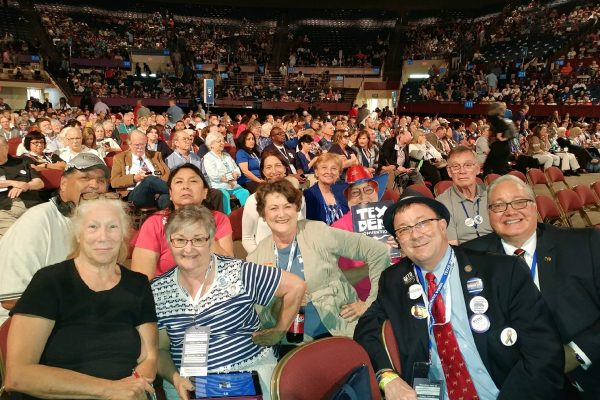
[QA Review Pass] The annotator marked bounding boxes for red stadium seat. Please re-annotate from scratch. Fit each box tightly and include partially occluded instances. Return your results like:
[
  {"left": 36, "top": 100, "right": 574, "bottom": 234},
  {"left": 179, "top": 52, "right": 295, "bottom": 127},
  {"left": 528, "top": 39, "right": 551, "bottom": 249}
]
[
  {"left": 382, "top": 188, "right": 399, "bottom": 202},
  {"left": 409, "top": 183, "right": 434, "bottom": 199},
  {"left": 484, "top": 173, "right": 500, "bottom": 186},
  {"left": 38, "top": 169, "right": 63, "bottom": 190},
  {"left": 545, "top": 166, "right": 571, "bottom": 192},
  {"left": 573, "top": 185, "right": 600, "bottom": 213},
  {"left": 555, "top": 188, "right": 593, "bottom": 227},
  {"left": 382, "top": 320, "right": 402, "bottom": 374},
  {"left": 508, "top": 170, "right": 527, "bottom": 183},
  {"left": 271, "top": 337, "right": 381, "bottom": 400},
  {"left": 7, "top": 138, "right": 21, "bottom": 157},
  {"left": 535, "top": 194, "right": 566, "bottom": 226},
  {"left": 590, "top": 181, "right": 600, "bottom": 203},
  {"left": 229, "top": 207, "right": 244, "bottom": 241},
  {"left": 228, "top": 207, "right": 246, "bottom": 259},
  {"left": 527, "top": 168, "right": 553, "bottom": 195},
  {"left": 434, "top": 180, "right": 453, "bottom": 197}
]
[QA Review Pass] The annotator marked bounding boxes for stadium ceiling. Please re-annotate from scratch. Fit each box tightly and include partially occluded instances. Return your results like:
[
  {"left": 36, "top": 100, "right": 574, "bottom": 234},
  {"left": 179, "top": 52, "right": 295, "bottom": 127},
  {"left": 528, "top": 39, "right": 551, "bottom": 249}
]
[{"left": 146, "top": 0, "right": 511, "bottom": 12}]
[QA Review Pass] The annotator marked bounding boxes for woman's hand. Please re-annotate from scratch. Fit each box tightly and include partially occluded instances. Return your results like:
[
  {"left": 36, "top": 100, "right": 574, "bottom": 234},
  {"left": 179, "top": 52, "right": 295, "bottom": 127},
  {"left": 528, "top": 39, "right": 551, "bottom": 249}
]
[
  {"left": 105, "top": 376, "right": 154, "bottom": 400},
  {"left": 340, "top": 300, "right": 368, "bottom": 321},
  {"left": 173, "top": 374, "right": 194, "bottom": 400},
  {"left": 251, "top": 328, "right": 286, "bottom": 346}
]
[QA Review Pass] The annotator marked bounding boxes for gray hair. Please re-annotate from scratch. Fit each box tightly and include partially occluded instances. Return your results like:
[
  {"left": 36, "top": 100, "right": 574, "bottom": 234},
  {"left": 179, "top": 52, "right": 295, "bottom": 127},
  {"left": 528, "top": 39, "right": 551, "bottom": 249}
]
[
  {"left": 205, "top": 131, "right": 223, "bottom": 148},
  {"left": 69, "top": 198, "right": 131, "bottom": 263},
  {"left": 165, "top": 204, "right": 216, "bottom": 243},
  {"left": 487, "top": 174, "right": 535, "bottom": 202}
]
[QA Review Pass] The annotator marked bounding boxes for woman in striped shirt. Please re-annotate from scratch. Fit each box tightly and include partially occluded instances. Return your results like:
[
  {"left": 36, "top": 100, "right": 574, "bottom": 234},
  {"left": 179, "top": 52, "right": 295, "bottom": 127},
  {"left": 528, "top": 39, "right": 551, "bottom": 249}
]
[{"left": 152, "top": 205, "right": 305, "bottom": 400}]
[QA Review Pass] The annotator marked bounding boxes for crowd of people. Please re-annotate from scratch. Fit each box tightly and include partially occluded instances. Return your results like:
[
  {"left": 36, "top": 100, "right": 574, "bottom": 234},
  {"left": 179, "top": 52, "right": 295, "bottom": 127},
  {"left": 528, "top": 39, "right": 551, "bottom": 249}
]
[{"left": 0, "top": 100, "right": 598, "bottom": 400}]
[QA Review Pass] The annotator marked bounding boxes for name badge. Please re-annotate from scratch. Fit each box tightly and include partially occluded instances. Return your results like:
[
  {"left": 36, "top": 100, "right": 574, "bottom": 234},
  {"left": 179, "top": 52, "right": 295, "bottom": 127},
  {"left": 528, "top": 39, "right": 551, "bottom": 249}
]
[
  {"left": 180, "top": 326, "right": 210, "bottom": 377},
  {"left": 413, "top": 378, "right": 443, "bottom": 400}
]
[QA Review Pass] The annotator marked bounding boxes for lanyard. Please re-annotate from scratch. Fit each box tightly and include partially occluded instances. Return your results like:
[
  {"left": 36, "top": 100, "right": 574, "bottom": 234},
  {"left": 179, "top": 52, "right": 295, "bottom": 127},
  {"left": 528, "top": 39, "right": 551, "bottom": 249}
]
[
  {"left": 273, "top": 238, "right": 297, "bottom": 272},
  {"left": 530, "top": 251, "right": 538, "bottom": 281},
  {"left": 415, "top": 248, "right": 455, "bottom": 355},
  {"left": 191, "top": 256, "right": 213, "bottom": 307},
  {"left": 460, "top": 197, "right": 481, "bottom": 236}
]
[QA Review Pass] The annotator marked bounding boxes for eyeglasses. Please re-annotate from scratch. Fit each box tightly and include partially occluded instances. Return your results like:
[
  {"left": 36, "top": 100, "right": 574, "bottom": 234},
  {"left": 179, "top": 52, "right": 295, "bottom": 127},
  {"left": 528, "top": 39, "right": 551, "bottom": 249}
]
[
  {"left": 395, "top": 218, "right": 441, "bottom": 240},
  {"left": 30, "top": 140, "right": 45, "bottom": 146},
  {"left": 80, "top": 192, "right": 121, "bottom": 201},
  {"left": 170, "top": 237, "right": 210, "bottom": 248},
  {"left": 447, "top": 162, "right": 477, "bottom": 173},
  {"left": 488, "top": 199, "right": 533, "bottom": 213},
  {"left": 343, "top": 135, "right": 351, "bottom": 138},
  {"left": 67, "top": 137, "right": 82, "bottom": 142},
  {"left": 349, "top": 185, "right": 375, "bottom": 198},
  {"left": 130, "top": 143, "right": 146, "bottom": 148}
]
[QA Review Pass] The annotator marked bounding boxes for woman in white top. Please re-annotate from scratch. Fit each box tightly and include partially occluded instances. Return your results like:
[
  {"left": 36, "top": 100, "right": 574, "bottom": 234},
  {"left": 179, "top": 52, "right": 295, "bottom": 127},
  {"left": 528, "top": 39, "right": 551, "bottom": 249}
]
[
  {"left": 242, "top": 152, "right": 306, "bottom": 254},
  {"left": 93, "top": 122, "right": 120, "bottom": 156},
  {"left": 203, "top": 132, "right": 250, "bottom": 214}
]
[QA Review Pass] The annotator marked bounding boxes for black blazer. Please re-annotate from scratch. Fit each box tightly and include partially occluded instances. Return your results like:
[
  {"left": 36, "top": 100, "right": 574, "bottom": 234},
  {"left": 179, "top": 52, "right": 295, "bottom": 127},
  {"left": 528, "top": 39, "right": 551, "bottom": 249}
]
[
  {"left": 354, "top": 246, "right": 564, "bottom": 399},
  {"left": 463, "top": 224, "right": 600, "bottom": 398},
  {"left": 378, "top": 137, "right": 409, "bottom": 173}
]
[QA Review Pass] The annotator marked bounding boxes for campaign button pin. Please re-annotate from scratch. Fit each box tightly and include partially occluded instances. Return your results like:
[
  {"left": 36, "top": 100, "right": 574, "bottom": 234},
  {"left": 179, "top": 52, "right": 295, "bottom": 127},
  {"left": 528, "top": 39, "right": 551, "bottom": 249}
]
[
  {"left": 403, "top": 271, "right": 416, "bottom": 285},
  {"left": 473, "top": 215, "right": 483, "bottom": 225},
  {"left": 466, "top": 277, "right": 484, "bottom": 294},
  {"left": 464, "top": 217, "right": 475, "bottom": 227},
  {"left": 469, "top": 296, "right": 489, "bottom": 314},
  {"left": 408, "top": 284, "right": 423, "bottom": 300},
  {"left": 500, "top": 327, "right": 517, "bottom": 346},
  {"left": 470, "top": 314, "right": 490, "bottom": 333},
  {"left": 464, "top": 265, "right": 473, "bottom": 273},
  {"left": 411, "top": 304, "right": 428, "bottom": 319}
]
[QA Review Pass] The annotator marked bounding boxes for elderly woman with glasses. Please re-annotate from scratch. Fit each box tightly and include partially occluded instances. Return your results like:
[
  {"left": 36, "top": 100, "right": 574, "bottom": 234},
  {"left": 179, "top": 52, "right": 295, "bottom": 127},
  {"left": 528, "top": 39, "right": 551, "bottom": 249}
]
[
  {"left": 247, "top": 180, "right": 390, "bottom": 355},
  {"left": 21, "top": 131, "right": 66, "bottom": 171},
  {"left": 152, "top": 205, "right": 305, "bottom": 400},
  {"left": 203, "top": 131, "right": 250, "bottom": 214},
  {"left": 5, "top": 197, "right": 158, "bottom": 400}
]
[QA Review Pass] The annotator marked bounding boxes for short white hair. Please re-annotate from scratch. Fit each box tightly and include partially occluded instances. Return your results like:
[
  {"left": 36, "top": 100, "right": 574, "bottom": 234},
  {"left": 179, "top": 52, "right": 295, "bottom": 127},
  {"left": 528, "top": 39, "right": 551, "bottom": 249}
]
[{"left": 205, "top": 132, "right": 223, "bottom": 148}]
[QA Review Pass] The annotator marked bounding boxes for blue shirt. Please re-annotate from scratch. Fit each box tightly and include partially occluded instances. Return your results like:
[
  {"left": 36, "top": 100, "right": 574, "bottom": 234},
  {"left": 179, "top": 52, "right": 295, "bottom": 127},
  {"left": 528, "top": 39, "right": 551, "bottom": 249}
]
[
  {"left": 235, "top": 149, "right": 261, "bottom": 185},
  {"left": 276, "top": 242, "right": 328, "bottom": 338},
  {"left": 421, "top": 247, "right": 499, "bottom": 400}
]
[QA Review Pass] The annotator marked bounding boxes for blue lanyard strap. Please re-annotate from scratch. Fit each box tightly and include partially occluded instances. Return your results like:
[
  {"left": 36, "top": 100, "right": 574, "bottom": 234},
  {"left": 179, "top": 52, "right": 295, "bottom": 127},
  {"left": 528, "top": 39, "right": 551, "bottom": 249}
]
[
  {"left": 415, "top": 248, "right": 454, "bottom": 338},
  {"left": 530, "top": 251, "right": 538, "bottom": 281}
]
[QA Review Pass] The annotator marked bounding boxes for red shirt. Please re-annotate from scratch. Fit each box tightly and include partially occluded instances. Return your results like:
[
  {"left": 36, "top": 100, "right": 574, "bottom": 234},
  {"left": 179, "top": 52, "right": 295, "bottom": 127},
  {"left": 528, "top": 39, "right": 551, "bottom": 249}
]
[{"left": 135, "top": 210, "right": 232, "bottom": 277}]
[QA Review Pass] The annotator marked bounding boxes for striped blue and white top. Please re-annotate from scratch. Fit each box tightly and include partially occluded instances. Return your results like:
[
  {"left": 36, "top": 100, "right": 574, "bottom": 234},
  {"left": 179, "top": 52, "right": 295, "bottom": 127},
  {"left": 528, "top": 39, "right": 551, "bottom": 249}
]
[{"left": 151, "top": 255, "right": 282, "bottom": 371}]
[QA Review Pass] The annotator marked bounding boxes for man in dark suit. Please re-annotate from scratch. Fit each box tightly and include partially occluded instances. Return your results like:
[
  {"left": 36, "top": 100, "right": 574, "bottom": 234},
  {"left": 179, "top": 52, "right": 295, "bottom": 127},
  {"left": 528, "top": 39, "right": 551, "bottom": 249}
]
[
  {"left": 463, "top": 174, "right": 600, "bottom": 399},
  {"left": 262, "top": 126, "right": 306, "bottom": 185},
  {"left": 355, "top": 195, "right": 564, "bottom": 400},
  {"left": 378, "top": 127, "right": 424, "bottom": 190}
]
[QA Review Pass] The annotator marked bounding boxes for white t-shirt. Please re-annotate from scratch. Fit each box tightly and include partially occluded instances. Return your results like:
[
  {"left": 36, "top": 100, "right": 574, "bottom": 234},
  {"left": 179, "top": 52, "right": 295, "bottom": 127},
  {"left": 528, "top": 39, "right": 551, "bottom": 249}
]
[{"left": 0, "top": 201, "right": 72, "bottom": 323}]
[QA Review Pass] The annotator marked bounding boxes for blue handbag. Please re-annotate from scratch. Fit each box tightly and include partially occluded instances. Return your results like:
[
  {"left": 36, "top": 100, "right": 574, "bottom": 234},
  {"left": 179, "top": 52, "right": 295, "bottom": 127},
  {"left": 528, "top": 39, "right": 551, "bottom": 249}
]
[{"left": 194, "top": 371, "right": 261, "bottom": 399}]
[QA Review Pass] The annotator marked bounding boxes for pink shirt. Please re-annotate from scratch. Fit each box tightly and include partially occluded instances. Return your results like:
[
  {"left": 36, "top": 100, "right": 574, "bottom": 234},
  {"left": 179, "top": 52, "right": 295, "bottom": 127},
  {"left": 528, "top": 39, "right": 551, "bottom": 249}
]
[
  {"left": 135, "top": 210, "right": 232, "bottom": 277},
  {"left": 331, "top": 212, "right": 370, "bottom": 301}
]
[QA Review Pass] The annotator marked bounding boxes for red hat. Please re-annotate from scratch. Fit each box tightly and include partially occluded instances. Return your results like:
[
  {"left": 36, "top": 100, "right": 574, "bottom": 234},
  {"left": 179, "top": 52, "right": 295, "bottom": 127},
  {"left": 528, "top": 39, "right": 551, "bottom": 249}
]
[{"left": 345, "top": 165, "right": 374, "bottom": 185}]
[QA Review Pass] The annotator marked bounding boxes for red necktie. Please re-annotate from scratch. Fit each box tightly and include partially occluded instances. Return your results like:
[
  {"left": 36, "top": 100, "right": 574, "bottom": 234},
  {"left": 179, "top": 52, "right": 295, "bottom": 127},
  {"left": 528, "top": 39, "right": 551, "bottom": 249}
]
[
  {"left": 426, "top": 272, "right": 479, "bottom": 400},
  {"left": 513, "top": 248, "right": 526, "bottom": 258}
]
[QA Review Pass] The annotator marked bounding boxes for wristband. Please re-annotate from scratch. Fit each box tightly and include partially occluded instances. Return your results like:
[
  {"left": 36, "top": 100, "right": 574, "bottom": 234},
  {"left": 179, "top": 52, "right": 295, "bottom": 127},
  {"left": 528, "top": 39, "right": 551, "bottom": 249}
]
[{"left": 378, "top": 371, "right": 399, "bottom": 390}]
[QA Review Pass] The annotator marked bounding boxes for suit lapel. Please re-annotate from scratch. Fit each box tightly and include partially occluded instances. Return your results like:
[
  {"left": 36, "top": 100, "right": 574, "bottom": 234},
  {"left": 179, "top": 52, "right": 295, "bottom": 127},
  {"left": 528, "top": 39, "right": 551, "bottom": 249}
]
[
  {"left": 455, "top": 248, "right": 491, "bottom": 372},
  {"left": 534, "top": 225, "right": 556, "bottom": 294},
  {"left": 399, "top": 265, "right": 430, "bottom": 356}
]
